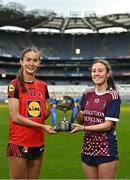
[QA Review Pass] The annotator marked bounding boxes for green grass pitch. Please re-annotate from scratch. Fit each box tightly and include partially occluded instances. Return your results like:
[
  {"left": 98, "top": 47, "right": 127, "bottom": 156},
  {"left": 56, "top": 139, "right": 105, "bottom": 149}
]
[{"left": 0, "top": 102, "right": 130, "bottom": 179}]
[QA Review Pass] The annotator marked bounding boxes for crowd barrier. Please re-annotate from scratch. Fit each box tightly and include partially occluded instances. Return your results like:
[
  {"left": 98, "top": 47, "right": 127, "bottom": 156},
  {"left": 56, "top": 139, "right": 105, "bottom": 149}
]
[{"left": 0, "top": 84, "right": 129, "bottom": 103}]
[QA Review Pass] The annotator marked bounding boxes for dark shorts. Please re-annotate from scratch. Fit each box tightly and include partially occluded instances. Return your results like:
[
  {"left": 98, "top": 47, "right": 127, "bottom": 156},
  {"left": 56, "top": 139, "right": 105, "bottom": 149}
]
[
  {"left": 7, "top": 143, "right": 45, "bottom": 160},
  {"left": 81, "top": 154, "right": 119, "bottom": 166}
]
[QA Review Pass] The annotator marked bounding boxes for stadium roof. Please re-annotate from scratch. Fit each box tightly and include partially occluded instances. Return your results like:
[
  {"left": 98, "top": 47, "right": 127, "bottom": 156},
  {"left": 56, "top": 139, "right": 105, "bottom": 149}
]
[{"left": 0, "top": 2, "right": 130, "bottom": 33}]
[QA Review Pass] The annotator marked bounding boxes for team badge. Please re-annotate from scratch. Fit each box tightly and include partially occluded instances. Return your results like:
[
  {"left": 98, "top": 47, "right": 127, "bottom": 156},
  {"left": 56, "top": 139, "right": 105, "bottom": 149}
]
[{"left": 9, "top": 84, "right": 15, "bottom": 92}]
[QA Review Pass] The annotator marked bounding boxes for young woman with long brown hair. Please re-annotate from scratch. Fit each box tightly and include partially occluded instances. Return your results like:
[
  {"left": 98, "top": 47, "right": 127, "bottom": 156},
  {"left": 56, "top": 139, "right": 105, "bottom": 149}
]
[
  {"left": 7, "top": 47, "right": 56, "bottom": 179},
  {"left": 71, "top": 59, "right": 121, "bottom": 179}
]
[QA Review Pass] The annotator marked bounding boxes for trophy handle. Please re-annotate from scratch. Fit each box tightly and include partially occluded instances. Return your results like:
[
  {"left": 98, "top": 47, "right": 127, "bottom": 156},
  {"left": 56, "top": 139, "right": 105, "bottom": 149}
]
[
  {"left": 69, "top": 97, "right": 79, "bottom": 130},
  {"left": 52, "top": 98, "right": 57, "bottom": 127}
]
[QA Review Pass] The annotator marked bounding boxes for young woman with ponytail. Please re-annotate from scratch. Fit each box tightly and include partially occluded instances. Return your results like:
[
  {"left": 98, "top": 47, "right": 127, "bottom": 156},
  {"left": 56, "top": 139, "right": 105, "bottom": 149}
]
[
  {"left": 7, "top": 47, "right": 56, "bottom": 179},
  {"left": 71, "top": 59, "right": 121, "bottom": 179}
]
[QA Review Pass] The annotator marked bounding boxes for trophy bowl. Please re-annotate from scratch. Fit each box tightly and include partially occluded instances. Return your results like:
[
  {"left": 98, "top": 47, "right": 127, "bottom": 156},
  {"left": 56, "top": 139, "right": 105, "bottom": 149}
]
[{"left": 57, "top": 96, "right": 74, "bottom": 112}]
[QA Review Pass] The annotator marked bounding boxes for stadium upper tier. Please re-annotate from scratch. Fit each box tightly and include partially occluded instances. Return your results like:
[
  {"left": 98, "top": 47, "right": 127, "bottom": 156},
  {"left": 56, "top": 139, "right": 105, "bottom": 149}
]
[
  {"left": 0, "top": 3, "right": 130, "bottom": 33},
  {"left": 0, "top": 6, "right": 130, "bottom": 86},
  {"left": 0, "top": 31, "right": 130, "bottom": 60}
]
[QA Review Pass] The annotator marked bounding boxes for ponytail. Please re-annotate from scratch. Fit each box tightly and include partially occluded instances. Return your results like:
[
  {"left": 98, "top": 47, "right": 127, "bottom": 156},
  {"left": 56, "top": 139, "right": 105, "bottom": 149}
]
[
  {"left": 17, "top": 67, "right": 27, "bottom": 93},
  {"left": 107, "top": 76, "right": 116, "bottom": 90}
]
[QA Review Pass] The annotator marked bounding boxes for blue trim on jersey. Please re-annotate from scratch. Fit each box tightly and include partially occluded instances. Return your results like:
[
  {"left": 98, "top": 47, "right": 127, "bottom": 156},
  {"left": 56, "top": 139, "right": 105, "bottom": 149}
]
[
  {"left": 105, "top": 99, "right": 121, "bottom": 119},
  {"left": 107, "top": 128, "right": 118, "bottom": 157}
]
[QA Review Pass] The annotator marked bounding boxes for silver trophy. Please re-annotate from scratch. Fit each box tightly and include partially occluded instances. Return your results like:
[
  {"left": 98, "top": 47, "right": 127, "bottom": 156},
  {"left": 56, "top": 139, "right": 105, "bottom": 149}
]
[
  {"left": 57, "top": 96, "right": 74, "bottom": 131},
  {"left": 51, "top": 96, "right": 78, "bottom": 132}
]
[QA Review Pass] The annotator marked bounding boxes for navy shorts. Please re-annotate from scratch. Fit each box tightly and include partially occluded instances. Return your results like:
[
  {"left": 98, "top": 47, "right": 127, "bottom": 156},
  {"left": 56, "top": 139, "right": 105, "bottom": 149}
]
[
  {"left": 81, "top": 154, "right": 119, "bottom": 166},
  {"left": 7, "top": 143, "right": 45, "bottom": 160}
]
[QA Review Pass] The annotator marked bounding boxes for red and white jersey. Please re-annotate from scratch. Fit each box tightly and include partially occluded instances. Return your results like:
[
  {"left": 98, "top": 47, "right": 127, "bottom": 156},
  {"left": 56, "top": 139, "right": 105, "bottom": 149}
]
[
  {"left": 80, "top": 88, "right": 121, "bottom": 157},
  {"left": 8, "top": 78, "right": 49, "bottom": 147}
]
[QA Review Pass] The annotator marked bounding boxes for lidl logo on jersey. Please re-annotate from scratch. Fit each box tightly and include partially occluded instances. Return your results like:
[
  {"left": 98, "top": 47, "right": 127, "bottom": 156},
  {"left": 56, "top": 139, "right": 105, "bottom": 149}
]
[
  {"left": 27, "top": 101, "right": 41, "bottom": 118},
  {"left": 9, "top": 84, "right": 15, "bottom": 92}
]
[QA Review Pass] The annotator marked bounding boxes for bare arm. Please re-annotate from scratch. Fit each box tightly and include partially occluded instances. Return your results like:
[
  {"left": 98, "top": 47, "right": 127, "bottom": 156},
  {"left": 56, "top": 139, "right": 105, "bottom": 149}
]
[
  {"left": 44, "top": 99, "right": 53, "bottom": 120},
  {"left": 84, "top": 120, "right": 114, "bottom": 131},
  {"left": 76, "top": 110, "right": 84, "bottom": 124},
  {"left": 8, "top": 98, "right": 56, "bottom": 134},
  {"left": 71, "top": 120, "right": 114, "bottom": 133},
  {"left": 44, "top": 105, "right": 52, "bottom": 120}
]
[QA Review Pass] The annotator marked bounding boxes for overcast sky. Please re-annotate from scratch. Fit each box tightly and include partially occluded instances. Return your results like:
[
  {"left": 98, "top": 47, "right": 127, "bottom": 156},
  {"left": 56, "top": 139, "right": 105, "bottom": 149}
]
[{"left": 2, "top": 0, "right": 130, "bottom": 16}]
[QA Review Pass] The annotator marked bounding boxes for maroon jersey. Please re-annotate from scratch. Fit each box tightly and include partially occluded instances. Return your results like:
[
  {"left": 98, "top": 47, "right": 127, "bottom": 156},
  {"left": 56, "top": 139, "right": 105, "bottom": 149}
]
[
  {"left": 8, "top": 78, "right": 49, "bottom": 147},
  {"left": 80, "top": 88, "right": 121, "bottom": 157}
]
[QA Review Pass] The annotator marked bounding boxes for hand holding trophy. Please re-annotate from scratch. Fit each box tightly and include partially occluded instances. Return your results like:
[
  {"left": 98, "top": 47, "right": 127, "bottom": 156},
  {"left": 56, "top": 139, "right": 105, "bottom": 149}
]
[{"left": 51, "top": 96, "right": 78, "bottom": 132}]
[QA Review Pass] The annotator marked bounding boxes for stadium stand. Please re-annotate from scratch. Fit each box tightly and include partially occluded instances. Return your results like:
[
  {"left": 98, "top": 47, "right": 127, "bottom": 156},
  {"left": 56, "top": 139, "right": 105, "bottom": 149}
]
[{"left": 0, "top": 2, "right": 130, "bottom": 101}]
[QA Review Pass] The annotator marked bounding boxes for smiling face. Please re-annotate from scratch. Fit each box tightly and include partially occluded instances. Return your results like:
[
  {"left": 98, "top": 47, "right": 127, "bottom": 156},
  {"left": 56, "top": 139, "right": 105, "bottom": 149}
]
[
  {"left": 20, "top": 51, "right": 40, "bottom": 76},
  {"left": 91, "top": 62, "right": 110, "bottom": 87}
]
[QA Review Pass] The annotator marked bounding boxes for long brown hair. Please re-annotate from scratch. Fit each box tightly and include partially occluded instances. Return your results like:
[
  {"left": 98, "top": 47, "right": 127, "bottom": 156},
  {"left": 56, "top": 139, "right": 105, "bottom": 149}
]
[
  {"left": 92, "top": 59, "right": 116, "bottom": 90},
  {"left": 17, "top": 47, "right": 41, "bottom": 92}
]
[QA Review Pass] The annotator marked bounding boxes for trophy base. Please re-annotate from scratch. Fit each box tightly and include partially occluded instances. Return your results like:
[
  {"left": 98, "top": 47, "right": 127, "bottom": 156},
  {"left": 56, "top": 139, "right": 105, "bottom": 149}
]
[{"left": 54, "top": 121, "right": 72, "bottom": 132}]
